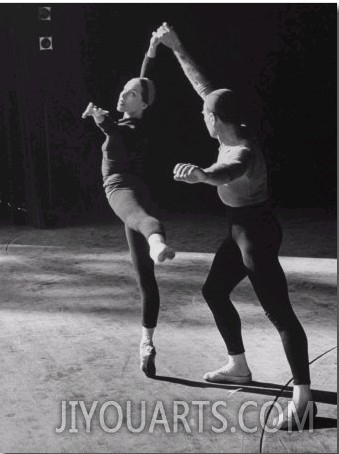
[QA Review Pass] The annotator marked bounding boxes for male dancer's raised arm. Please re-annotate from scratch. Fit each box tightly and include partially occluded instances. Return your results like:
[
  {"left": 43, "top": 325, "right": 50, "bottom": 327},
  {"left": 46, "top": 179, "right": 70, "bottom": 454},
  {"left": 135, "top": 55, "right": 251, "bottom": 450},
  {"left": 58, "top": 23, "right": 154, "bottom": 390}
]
[
  {"left": 156, "top": 22, "right": 214, "bottom": 99},
  {"left": 156, "top": 23, "right": 253, "bottom": 187}
]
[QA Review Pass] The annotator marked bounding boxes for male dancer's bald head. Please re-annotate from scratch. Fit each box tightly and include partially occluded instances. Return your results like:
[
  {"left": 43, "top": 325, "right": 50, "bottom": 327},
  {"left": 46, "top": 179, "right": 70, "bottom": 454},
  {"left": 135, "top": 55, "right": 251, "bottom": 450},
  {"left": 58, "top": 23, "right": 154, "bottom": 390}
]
[{"left": 202, "top": 89, "right": 245, "bottom": 139}]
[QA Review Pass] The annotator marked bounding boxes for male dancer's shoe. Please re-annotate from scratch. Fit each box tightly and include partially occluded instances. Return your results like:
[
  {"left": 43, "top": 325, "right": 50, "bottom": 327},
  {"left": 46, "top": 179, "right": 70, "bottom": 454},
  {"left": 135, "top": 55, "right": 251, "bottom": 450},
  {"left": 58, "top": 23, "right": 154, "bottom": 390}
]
[
  {"left": 272, "top": 400, "right": 318, "bottom": 430},
  {"left": 148, "top": 234, "right": 175, "bottom": 264},
  {"left": 140, "top": 342, "right": 156, "bottom": 377},
  {"left": 203, "top": 367, "right": 252, "bottom": 384},
  {"left": 150, "top": 243, "right": 175, "bottom": 264}
]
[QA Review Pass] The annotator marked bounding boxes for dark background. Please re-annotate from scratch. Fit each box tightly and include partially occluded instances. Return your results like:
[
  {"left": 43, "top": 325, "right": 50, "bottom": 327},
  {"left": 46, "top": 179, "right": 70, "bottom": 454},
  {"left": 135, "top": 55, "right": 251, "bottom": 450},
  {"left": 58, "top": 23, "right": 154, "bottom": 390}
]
[{"left": 0, "top": 3, "right": 336, "bottom": 227}]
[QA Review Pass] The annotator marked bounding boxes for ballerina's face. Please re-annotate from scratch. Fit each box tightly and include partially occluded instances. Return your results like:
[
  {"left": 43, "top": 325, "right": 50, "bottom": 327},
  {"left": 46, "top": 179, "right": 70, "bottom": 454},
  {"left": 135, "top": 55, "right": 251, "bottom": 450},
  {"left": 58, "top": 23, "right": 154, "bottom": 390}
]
[{"left": 117, "top": 79, "right": 147, "bottom": 114}]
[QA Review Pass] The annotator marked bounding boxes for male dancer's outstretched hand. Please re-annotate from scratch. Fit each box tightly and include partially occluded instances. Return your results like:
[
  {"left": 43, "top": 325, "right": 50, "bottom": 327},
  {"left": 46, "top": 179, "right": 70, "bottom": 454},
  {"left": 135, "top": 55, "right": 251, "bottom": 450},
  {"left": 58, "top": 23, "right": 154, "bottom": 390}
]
[
  {"left": 81, "top": 102, "right": 109, "bottom": 123},
  {"left": 173, "top": 163, "right": 207, "bottom": 184},
  {"left": 156, "top": 22, "right": 182, "bottom": 51}
]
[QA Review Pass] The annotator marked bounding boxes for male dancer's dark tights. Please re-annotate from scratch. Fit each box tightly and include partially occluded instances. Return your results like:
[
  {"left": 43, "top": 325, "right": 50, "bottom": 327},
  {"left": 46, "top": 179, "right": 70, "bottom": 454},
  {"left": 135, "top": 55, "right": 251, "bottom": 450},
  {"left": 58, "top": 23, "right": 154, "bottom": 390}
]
[{"left": 202, "top": 203, "right": 310, "bottom": 385}]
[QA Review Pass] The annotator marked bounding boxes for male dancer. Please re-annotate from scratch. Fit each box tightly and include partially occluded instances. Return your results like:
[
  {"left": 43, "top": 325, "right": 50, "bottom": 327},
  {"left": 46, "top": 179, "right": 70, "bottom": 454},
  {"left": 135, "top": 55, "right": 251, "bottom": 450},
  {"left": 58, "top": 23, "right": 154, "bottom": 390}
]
[
  {"left": 82, "top": 32, "right": 175, "bottom": 377},
  {"left": 156, "top": 23, "right": 316, "bottom": 428}
]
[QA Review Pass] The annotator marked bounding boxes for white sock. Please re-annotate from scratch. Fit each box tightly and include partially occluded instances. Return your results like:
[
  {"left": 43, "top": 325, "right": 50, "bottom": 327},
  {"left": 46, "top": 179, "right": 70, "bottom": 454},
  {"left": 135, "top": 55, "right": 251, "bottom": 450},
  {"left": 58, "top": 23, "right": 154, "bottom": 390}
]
[
  {"left": 292, "top": 385, "right": 313, "bottom": 406},
  {"left": 148, "top": 234, "right": 165, "bottom": 247},
  {"left": 141, "top": 327, "right": 155, "bottom": 345},
  {"left": 228, "top": 353, "right": 249, "bottom": 368}
]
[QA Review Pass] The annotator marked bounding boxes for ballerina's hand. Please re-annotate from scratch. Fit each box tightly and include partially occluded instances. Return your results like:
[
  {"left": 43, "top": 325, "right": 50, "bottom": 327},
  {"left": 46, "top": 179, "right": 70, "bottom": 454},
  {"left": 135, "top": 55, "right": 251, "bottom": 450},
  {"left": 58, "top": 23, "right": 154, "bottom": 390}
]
[{"left": 81, "top": 102, "right": 109, "bottom": 119}]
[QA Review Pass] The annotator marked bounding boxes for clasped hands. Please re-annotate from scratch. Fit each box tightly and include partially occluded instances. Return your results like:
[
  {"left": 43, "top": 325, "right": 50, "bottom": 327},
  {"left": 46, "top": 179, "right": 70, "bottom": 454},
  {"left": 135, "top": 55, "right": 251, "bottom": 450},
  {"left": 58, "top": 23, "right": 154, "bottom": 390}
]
[{"left": 148, "top": 22, "right": 182, "bottom": 55}]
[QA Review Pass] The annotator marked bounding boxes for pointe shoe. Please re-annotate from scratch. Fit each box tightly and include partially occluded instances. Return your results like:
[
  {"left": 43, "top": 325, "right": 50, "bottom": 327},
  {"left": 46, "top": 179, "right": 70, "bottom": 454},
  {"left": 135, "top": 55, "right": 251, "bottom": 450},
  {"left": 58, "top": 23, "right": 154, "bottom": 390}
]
[
  {"left": 203, "top": 368, "right": 252, "bottom": 384},
  {"left": 150, "top": 243, "right": 175, "bottom": 264},
  {"left": 140, "top": 342, "right": 156, "bottom": 377},
  {"left": 273, "top": 401, "right": 318, "bottom": 430}
]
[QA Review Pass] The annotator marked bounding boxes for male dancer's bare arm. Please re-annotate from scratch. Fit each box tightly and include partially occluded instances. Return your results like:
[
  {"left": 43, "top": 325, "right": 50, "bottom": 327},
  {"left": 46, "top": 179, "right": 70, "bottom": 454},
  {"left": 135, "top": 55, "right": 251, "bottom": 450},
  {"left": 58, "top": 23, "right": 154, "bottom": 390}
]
[
  {"left": 172, "top": 45, "right": 214, "bottom": 99},
  {"left": 156, "top": 23, "right": 214, "bottom": 99},
  {"left": 202, "top": 159, "right": 251, "bottom": 185},
  {"left": 174, "top": 150, "right": 254, "bottom": 186}
]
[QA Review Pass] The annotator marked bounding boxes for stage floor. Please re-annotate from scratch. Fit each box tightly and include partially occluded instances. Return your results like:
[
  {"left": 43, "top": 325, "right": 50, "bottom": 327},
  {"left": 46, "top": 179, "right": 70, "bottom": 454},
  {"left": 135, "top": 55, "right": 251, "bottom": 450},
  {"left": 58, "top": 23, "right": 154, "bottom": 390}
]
[{"left": 0, "top": 208, "right": 336, "bottom": 453}]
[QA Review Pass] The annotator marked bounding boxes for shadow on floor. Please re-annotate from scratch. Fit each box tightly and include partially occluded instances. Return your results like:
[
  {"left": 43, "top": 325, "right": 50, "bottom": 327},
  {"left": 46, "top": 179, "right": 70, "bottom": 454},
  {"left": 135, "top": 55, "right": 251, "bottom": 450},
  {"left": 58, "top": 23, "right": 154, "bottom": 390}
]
[
  {"left": 276, "top": 416, "right": 337, "bottom": 432},
  {"left": 153, "top": 375, "right": 337, "bottom": 406}
]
